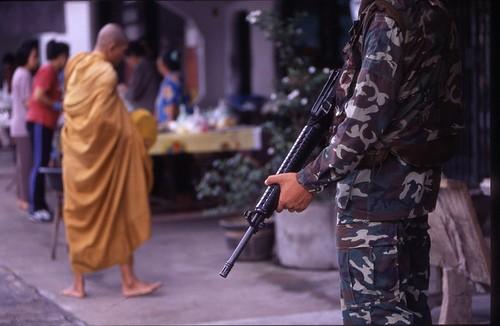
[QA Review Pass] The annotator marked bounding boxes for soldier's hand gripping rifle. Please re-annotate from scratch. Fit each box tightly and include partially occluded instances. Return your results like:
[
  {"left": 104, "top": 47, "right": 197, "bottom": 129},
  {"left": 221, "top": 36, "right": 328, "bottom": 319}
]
[{"left": 219, "top": 69, "right": 341, "bottom": 278}]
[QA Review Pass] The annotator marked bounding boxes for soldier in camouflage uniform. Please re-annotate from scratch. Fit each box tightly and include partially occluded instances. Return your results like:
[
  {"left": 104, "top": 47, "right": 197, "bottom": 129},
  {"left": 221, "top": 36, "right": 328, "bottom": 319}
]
[{"left": 265, "top": 0, "right": 463, "bottom": 324}]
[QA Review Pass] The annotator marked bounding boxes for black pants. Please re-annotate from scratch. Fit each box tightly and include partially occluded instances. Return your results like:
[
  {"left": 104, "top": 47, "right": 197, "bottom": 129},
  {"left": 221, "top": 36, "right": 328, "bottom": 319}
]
[{"left": 27, "top": 122, "right": 54, "bottom": 213}]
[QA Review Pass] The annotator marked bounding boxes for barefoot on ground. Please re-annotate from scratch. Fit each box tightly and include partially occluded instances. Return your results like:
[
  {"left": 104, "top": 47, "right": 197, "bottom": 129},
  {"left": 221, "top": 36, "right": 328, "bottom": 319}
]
[
  {"left": 17, "top": 200, "right": 29, "bottom": 211},
  {"left": 62, "top": 287, "right": 86, "bottom": 298},
  {"left": 122, "top": 281, "right": 162, "bottom": 298}
]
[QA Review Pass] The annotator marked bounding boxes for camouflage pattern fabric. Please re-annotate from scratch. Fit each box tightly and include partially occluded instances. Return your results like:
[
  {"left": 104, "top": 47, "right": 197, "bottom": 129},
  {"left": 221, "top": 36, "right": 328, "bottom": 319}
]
[
  {"left": 337, "top": 214, "right": 431, "bottom": 325},
  {"left": 294, "top": 0, "right": 463, "bottom": 324},
  {"left": 297, "top": 0, "right": 463, "bottom": 222}
]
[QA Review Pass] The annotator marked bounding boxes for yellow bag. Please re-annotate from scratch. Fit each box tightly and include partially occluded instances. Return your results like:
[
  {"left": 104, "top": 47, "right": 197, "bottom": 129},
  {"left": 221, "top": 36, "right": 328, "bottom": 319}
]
[{"left": 130, "top": 109, "right": 158, "bottom": 150}]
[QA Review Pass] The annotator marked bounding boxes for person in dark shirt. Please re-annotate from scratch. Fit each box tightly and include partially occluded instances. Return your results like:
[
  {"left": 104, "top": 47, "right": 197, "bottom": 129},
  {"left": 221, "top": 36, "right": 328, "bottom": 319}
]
[{"left": 122, "top": 41, "right": 160, "bottom": 113}]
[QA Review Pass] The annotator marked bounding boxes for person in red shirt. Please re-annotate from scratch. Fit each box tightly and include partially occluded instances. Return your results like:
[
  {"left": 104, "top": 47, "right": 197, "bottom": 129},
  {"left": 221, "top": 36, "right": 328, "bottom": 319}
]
[{"left": 26, "top": 40, "right": 69, "bottom": 222}]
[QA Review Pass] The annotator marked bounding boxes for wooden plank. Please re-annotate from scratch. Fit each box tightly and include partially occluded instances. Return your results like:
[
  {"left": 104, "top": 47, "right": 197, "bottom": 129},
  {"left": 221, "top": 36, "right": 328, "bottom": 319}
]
[
  {"left": 149, "top": 126, "right": 262, "bottom": 155},
  {"left": 439, "top": 268, "right": 472, "bottom": 324},
  {"left": 428, "top": 178, "right": 491, "bottom": 324},
  {"left": 429, "top": 178, "right": 491, "bottom": 285}
]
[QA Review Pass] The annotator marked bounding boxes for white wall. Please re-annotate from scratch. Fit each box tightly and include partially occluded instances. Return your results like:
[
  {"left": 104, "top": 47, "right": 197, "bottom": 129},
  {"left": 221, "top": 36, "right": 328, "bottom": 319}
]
[
  {"left": 224, "top": 1, "right": 274, "bottom": 97},
  {"left": 158, "top": 1, "right": 275, "bottom": 107},
  {"left": 184, "top": 19, "right": 206, "bottom": 105},
  {"left": 349, "top": 0, "right": 361, "bottom": 21},
  {"left": 35, "top": 1, "right": 274, "bottom": 107},
  {"left": 158, "top": 1, "right": 227, "bottom": 107},
  {"left": 39, "top": 1, "right": 92, "bottom": 64}
]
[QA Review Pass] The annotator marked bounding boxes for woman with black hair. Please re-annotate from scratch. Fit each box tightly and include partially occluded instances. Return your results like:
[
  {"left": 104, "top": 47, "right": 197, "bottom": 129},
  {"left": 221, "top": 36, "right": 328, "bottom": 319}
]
[
  {"left": 154, "top": 49, "right": 196, "bottom": 201},
  {"left": 155, "top": 49, "right": 183, "bottom": 130},
  {"left": 26, "top": 39, "right": 69, "bottom": 222},
  {"left": 10, "top": 39, "right": 39, "bottom": 211}
]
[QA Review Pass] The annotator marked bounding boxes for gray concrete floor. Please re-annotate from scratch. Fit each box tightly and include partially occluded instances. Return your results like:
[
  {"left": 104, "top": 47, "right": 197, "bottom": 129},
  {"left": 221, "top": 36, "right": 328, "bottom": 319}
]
[
  {"left": 0, "top": 265, "right": 84, "bottom": 326},
  {"left": 0, "top": 149, "right": 490, "bottom": 325},
  {"left": 0, "top": 155, "right": 341, "bottom": 325}
]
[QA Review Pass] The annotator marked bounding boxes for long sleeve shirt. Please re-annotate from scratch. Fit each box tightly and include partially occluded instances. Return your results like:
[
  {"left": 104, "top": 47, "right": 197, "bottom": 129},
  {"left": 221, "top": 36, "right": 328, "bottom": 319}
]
[{"left": 297, "top": 0, "right": 463, "bottom": 221}]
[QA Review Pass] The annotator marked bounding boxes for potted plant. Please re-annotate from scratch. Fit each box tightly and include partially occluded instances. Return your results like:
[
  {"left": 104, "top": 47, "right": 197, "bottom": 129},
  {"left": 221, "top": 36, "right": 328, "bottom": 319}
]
[
  {"left": 250, "top": 10, "right": 339, "bottom": 269},
  {"left": 197, "top": 10, "right": 338, "bottom": 268},
  {"left": 196, "top": 153, "right": 274, "bottom": 261}
]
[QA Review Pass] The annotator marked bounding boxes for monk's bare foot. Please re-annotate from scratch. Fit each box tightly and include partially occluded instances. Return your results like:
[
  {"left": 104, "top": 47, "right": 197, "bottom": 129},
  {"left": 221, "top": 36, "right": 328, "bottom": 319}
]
[
  {"left": 62, "top": 286, "right": 86, "bottom": 298},
  {"left": 122, "top": 280, "right": 162, "bottom": 298},
  {"left": 62, "top": 273, "right": 85, "bottom": 298}
]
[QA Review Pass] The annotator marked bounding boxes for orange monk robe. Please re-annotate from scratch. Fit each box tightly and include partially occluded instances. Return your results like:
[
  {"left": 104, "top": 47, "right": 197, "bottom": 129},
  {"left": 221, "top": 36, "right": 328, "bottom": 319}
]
[{"left": 61, "top": 51, "right": 153, "bottom": 274}]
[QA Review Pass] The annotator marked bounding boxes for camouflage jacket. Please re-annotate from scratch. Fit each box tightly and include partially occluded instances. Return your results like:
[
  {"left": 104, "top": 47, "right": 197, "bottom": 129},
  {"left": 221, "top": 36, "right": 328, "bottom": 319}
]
[{"left": 297, "top": 0, "right": 464, "bottom": 221}]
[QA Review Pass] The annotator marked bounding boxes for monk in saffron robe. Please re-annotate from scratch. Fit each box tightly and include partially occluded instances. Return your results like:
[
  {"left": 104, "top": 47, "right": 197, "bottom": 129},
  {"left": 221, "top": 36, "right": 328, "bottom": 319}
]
[{"left": 61, "top": 24, "right": 161, "bottom": 298}]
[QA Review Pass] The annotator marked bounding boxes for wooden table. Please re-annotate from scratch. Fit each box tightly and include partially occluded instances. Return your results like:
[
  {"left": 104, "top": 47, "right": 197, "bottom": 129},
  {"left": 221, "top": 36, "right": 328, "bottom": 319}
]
[
  {"left": 148, "top": 126, "right": 263, "bottom": 211},
  {"left": 148, "top": 126, "right": 262, "bottom": 155}
]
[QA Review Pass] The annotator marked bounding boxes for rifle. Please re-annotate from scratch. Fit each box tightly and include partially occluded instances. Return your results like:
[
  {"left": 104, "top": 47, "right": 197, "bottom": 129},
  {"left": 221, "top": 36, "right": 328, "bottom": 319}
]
[{"left": 219, "top": 69, "right": 341, "bottom": 278}]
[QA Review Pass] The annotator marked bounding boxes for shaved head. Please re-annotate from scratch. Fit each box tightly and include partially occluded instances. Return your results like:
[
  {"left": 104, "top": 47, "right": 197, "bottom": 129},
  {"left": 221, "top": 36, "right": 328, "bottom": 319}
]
[
  {"left": 96, "top": 23, "right": 127, "bottom": 49},
  {"left": 95, "top": 24, "right": 128, "bottom": 65}
]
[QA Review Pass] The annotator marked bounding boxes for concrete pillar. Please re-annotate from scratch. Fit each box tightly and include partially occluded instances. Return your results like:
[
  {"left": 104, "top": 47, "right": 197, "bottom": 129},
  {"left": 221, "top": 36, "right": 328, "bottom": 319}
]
[{"left": 275, "top": 202, "right": 338, "bottom": 270}]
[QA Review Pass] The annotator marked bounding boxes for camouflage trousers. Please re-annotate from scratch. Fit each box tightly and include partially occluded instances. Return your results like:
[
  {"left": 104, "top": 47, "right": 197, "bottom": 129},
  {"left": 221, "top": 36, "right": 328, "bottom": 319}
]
[{"left": 336, "top": 214, "right": 431, "bottom": 325}]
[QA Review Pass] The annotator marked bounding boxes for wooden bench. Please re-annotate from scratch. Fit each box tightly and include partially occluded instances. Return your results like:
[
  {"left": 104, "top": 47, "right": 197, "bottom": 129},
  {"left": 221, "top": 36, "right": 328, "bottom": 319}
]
[{"left": 428, "top": 178, "right": 491, "bottom": 324}]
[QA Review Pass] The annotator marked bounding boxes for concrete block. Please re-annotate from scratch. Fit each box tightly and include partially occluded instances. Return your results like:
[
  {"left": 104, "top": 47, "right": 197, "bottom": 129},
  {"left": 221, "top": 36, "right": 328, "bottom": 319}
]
[{"left": 275, "top": 202, "right": 338, "bottom": 270}]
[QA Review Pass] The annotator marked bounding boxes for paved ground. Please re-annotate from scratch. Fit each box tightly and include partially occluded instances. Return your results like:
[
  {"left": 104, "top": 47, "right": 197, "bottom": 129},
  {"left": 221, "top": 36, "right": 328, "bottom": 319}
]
[
  {"left": 0, "top": 149, "right": 490, "bottom": 325},
  {"left": 0, "top": 151, "right": 342, "bottom": 325},
  {"left": 0, "top": 266, "right": 84, "bottom": 326}
]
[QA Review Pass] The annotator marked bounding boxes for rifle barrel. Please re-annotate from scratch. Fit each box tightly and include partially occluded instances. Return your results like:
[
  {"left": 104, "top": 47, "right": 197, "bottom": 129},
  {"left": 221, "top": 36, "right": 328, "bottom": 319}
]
[
  {"left": 218, "top": 69, "right": 340, "bottom": 279},
  {"left": 219, "top": 226, "right": 255, "bottom": 278}
]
